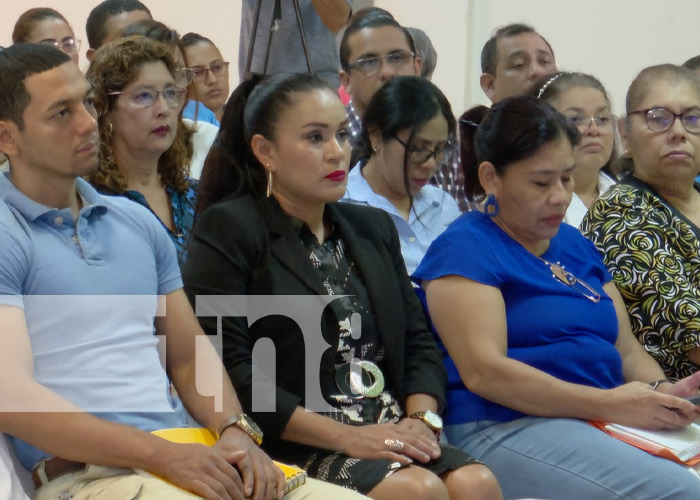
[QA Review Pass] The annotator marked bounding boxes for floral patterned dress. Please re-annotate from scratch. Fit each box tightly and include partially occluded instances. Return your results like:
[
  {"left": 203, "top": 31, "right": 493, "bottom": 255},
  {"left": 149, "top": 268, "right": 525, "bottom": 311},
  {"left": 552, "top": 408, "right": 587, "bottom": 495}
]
[
  {"left": 101, "top": 178, "right": 198, "bottom": 268},
  {"left": 581, "top": 175, "right": 700, "bottom": 380}
]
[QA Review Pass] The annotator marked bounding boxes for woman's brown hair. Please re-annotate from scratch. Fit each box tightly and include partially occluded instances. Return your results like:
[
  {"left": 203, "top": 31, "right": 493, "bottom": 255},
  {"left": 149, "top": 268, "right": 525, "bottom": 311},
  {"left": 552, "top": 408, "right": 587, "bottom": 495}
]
[{"left": 85, "top": 35, "right": 192, "bottom": 193}]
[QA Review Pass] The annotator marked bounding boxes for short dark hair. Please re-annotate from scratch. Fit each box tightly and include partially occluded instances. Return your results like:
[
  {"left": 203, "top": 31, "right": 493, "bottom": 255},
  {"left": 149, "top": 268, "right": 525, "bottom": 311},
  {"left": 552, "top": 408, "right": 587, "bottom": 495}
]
[
  {"left": 339, "top": 11, "right": 415, "bottom": 70},
  {"left": 480, "top": 23, "right": 554, "bottom": 75},
  {"left": 682, "top": 55, "right": 700, "bottom": 71},
  {"left": 182, "top": 32, "right": 215, "bottom": 49},
  {"left": 119, "top": 19, "right": 186, "bottom": 61},
  {"left": 406, "top": 27, "right": 437, "bottom": 79},
  {"left": 13, "top": 8, "right": 71, "bottom": 44},
  {"left": 460, "top": 95, "right": 579, "bottom": 200},
  {"left": 0, "top": 43, "right": 70, "bottom": 130},
  {"left": 86, "top": 0, "right": 152, "bottom": 49},
  {"left": 196, "top": 73, "right": 334, "bottom": 213}
]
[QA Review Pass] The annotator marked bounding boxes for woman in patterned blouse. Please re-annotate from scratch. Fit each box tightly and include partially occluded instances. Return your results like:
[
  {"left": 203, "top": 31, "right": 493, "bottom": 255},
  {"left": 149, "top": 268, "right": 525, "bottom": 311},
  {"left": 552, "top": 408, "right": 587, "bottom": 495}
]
[
  {"left": 582, "top": 64, "right": 700, "bottom": 381},
  {"left": 87, "top": 36, "right": 198, "bottom": 266},
  {"left": 86, "top": 35, "right": 197, "bottom": 268}
]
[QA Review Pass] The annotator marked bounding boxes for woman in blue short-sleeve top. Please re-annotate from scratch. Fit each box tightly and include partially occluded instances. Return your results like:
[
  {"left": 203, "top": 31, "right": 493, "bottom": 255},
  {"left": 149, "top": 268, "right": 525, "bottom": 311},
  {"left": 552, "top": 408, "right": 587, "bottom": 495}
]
[{"left": 413, "top": 95, "right": 700, "bottom": 500}]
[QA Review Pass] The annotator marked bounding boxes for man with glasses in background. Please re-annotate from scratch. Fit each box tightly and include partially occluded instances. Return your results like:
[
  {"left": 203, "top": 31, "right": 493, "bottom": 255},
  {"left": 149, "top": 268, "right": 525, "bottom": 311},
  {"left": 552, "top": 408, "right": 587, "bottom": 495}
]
[{"left": 338, "top": 10, "right": 422, "bottom": 147}]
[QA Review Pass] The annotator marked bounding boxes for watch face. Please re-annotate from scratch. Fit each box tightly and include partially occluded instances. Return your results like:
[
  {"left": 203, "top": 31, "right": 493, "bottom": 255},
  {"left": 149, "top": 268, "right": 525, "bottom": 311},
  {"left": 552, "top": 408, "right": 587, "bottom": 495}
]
[
  {"left": 424, "top": 411, "right": 443, "bottom": 429},
  {"left": 241, "top": 414, "right": 262, "bottom": 435}
]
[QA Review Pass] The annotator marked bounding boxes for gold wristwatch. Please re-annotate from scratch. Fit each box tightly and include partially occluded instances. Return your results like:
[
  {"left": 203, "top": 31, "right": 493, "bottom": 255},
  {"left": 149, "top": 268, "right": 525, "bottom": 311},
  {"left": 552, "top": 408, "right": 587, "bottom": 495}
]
[
  {"left": 409, "top": 410, "right": 443, "bottom": 438},
  {"left": 216, "top": 413, "right": 263, "bottom": 445}
]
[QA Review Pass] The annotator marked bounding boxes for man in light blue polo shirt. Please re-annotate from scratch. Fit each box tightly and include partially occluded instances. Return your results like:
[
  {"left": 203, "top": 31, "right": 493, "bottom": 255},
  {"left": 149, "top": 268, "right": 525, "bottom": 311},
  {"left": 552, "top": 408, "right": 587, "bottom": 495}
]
[{"left": 0, "top": 43, "right": 366, "bottom": 500}]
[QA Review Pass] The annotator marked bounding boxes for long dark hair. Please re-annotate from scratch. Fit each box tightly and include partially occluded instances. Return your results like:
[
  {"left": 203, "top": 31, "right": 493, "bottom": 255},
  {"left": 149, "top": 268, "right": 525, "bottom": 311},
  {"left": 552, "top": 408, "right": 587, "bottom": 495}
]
[
  {"left": 196, "top": 72, "right": 335, "bottom": 215},
  {"left": 354, "top": 76, "right": 455, "bottom": 202},
  {"left": 460, "top": 95, "right": 579, "bottom": 200}
]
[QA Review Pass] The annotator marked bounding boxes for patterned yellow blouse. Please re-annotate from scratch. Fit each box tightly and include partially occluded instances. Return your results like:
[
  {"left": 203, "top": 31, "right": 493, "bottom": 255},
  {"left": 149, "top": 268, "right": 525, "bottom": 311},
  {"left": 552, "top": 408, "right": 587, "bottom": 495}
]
[{"left": 581, "top": 176, "right": 700, "bottom": 381}]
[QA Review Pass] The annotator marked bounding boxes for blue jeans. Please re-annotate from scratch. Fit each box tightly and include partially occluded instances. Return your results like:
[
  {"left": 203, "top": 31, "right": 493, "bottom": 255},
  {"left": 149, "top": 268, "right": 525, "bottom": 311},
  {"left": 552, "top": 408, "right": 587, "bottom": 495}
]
[{"left": 446, "top": 417, "right": 700, "bottom": 500}]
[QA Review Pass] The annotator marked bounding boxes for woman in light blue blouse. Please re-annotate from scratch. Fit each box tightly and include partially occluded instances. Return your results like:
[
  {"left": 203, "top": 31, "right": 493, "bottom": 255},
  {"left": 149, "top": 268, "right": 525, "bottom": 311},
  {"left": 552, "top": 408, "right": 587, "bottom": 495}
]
[{"left": 342, "top": 76, "right": 459, "bottom": 275}]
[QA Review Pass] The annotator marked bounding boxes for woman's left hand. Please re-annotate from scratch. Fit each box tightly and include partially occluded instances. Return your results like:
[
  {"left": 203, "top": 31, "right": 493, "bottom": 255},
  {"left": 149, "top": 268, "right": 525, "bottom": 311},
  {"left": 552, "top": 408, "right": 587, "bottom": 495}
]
[{"left": 396, "top": 418, "right": 440, "bottom": 453}]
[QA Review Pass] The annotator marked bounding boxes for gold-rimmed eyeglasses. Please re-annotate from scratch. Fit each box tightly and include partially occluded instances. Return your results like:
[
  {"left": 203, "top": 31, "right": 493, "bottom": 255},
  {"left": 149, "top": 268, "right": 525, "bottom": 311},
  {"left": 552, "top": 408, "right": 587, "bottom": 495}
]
[{"left": 190, "top": 61, "right": 230, "bottom": 82}]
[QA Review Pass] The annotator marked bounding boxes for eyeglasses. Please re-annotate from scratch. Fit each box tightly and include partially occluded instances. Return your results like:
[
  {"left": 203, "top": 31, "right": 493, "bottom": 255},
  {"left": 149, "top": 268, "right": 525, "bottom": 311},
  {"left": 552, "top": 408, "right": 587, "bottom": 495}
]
[
  {"left": 628, "top": 107, "right": 700, "bottom": 134},
  {"left": 107, "top": 86, "right": 187, "bottom": 109},
  {"left": 346, "top": 51, "right": 415, "bottom": 77},
  {"left": 538, "top": 257, "right": 601, "bottom": 303},
  {"left": 39, "top": 37, "right": 81, "bottom": 55},
  {"left": 564, "top": 112, "right": 613, "bottom": 131},
  {"left": 392, "top": 136, "right": 448, "bottom": 165},
  {"left": 190, "top": 61, "right": 230, "bottom": 81},
  {"left": 174, "top": 67, "right": 196, "bottom": 88}
]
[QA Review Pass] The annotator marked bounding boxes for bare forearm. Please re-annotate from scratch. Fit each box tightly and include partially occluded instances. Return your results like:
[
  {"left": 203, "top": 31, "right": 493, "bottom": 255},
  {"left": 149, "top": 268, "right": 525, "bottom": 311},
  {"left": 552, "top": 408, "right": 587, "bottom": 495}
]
[
  {"left": 311, "top": 0, "right": 351, "bottom": 31},
  {"left": 169, "top": 340, "right": 243, "bottom": 434},
  {"left": 465, "top": 357, "right": 608, "bottom": 420},
  {"left": 0, "top": 382, "right": 169, "bottom": 470},
  {"left": 280, "top": 407, "right": 350, "bottom": 452}
]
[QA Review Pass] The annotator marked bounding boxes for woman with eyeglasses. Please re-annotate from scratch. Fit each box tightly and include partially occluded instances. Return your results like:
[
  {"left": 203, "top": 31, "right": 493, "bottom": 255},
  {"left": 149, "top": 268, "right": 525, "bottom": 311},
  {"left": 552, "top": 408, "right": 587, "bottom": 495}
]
[
  {"left": 86, "top": 36, "right": 196, "bottom": 267},
  {"left": 183, "top": 32, "right": 230, "bottom": 123},
  {"left": 342, "top": 76, "right": 459, "bottom": 275},
  {"left": 414, "top": 95, "right": 700, "bottom": 500},
  {"left": 582, "top": 64, "right": 700, "bottom": 382},
  {"left": 534, "top": 72, "right": 620, "bottom": 228},
  {"left": 13, "top": 8, "right": 81, "bottom": 65},
  {"left": 119, "top": 20, "right": 220, "bottom": 180},
  {"left": 183, "top": 72, "right": 503, "bottom": 500}
]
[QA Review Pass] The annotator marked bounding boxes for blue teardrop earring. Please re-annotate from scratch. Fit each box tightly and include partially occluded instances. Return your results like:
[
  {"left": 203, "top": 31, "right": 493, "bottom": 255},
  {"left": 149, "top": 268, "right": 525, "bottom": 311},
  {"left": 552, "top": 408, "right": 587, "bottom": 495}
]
[{"left": 484, "top": 193, "right": 499, "bottom": 217}]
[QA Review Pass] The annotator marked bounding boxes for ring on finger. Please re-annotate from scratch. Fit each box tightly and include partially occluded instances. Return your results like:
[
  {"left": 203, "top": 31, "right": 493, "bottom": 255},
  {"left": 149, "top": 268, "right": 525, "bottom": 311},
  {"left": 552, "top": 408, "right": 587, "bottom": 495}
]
[{"left": 384, "top": 438, "right": 405, "bottom": 451}]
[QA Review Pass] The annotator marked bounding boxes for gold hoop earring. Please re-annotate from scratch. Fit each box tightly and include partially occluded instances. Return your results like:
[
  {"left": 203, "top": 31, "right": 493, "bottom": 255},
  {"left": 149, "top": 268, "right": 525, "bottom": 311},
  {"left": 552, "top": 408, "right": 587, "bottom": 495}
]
[
  {"left": 266, "top": 168, "right": 272, "bottom": 198},
  {"left": 105, "top": 122, "right": 113, "bottom": 136}
]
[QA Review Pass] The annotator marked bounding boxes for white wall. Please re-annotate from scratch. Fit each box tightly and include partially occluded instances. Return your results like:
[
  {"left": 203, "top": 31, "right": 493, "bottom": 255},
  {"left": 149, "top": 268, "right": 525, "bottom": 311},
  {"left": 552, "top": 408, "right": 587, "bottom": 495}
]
[
  {"left": 0, "top": 0, "right": 242, "bottom": 86},
  {"left": 466, "top": 0, "right": 700, "bottom": 115},
  {"left": 2, "top": 0, "right": 700, "bottom": 117}
]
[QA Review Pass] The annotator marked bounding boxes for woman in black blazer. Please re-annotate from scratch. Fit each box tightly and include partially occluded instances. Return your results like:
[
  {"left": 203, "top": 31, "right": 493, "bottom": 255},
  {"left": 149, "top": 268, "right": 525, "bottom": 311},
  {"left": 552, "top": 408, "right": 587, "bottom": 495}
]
[{"left": 183, "top": 73, "right": 501, "bottom": 500}]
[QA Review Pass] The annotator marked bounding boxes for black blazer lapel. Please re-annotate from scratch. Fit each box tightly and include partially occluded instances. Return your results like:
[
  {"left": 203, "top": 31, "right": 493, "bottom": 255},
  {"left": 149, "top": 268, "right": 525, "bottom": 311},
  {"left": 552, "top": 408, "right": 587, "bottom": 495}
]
[{"left": 257, "top": 198, "right": 329, "bottom": 296}]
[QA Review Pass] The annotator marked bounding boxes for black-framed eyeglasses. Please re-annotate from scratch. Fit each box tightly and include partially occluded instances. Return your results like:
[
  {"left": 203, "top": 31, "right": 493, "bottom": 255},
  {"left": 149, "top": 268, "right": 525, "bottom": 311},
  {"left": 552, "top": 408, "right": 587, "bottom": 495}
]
[
  {"left": 107, "top": 86, "right": 187, "bottom": 109},
  {"left": 346, "top": 51, "right": 414, "bottom": 77},
  {"left": 39, "top": 37, "right": 80, "bottom": 55},
  {"left": 392, "top": 136, "right": 448, "bottom": 165},
  {"left": 190, "top": 61, "right": 230, "bottom": 81},
  {"left": 564, "top": 112, "right": 613, "bottom": 131},
  {"left": 628, "top": 107, "right": 700, "bottom": 134}
]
